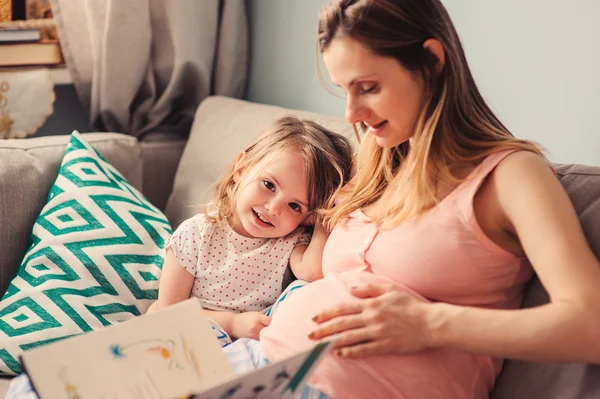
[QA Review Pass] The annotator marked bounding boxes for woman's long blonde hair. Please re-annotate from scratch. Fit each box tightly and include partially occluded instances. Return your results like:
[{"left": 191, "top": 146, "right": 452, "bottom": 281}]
[
  {"left": 205, "top": 116, "right": 354, "bottom": 229},
  {"left": 318, "top": 0, "right": 543, "bottom": 228}
]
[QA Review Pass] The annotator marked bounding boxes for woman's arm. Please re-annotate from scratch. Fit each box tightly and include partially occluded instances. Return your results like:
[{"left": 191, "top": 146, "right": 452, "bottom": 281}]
[
  {"left": 428, "top": 151, "right": 600, "bottom": 363},
  {"left": 289, "top": 223, "right": 329, "bottom": 281}
]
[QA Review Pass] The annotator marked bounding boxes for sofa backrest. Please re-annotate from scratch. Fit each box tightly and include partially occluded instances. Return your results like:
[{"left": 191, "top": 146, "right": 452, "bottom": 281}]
[
  {"left": 165, "top": 96, "right": 357, "bottom": 228},
  {"left": 0, "top": 133, "right": 143, "bottom": 297}
]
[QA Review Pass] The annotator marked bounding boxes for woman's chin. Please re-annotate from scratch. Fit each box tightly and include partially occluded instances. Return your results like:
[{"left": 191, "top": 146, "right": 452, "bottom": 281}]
[
  {"left": 370, "top": 129, "right": 409, "bottom": 148},
  {"left": 375, "top": 136, "right": 405, "bottom": 149}
]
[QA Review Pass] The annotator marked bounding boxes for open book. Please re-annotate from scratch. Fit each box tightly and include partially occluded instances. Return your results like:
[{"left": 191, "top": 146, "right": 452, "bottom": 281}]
[{"left": 20, "top": 298, "right": 333, "bottom": 399}]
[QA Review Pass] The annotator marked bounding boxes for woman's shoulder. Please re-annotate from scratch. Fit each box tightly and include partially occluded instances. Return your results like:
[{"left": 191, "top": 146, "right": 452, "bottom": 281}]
[
  {"left": 478, "top": 150, "right": 557, "bottom": 215},
  {"left": 470, "top": 149, "right": 550, "bottom": 184},
  {"left": 473, "top": 149, "right": 554, "bottom": 198},
  {"left": 491, "top": 150, "right": 553, "bottom": 184},
  {"left": 495, "top": 149, "right": 549, "bottom": 167}
]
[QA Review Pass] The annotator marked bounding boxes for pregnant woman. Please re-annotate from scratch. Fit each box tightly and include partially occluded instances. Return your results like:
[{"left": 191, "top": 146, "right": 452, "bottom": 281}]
[{"left": 259, "top": 0, "right": 600, "bottom": 398}]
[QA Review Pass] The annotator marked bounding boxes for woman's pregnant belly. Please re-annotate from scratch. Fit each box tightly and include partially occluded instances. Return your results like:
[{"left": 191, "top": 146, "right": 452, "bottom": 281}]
[{"left": 260, "top": 271, "right": 490, "bottom": 399}]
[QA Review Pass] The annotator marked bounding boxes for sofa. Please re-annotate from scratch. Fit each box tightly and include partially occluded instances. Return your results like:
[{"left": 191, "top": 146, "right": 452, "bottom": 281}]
[{"left": 0, "top": 96, "right": 598, "bottom": 398}]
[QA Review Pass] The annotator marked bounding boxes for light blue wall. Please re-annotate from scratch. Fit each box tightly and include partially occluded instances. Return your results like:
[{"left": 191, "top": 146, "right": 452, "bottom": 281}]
[
  {"left": 246, "top": 0, "right": 600, "bottom": 166},
  {"left": 246, "top": 0, "right": 345, "bottom": 118}
]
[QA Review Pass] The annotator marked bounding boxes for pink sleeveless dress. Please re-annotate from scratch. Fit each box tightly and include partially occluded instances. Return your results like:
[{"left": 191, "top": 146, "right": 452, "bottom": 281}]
[{"left": 260, "top": 150, "right": 534, "bottom": 398}]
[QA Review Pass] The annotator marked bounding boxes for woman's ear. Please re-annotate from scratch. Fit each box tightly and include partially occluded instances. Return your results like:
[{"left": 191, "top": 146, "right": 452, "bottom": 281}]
[
  {"left": 423, "top": 39, "right": 445, "bottom": 75},
  {"left": 233, "top": 151, "right": 247, "bottom": 183}
]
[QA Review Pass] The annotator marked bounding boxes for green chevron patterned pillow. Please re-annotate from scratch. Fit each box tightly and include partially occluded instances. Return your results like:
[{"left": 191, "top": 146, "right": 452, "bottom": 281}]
[{"left": 0, "top": 131, "right": 172, "bottom": 375}]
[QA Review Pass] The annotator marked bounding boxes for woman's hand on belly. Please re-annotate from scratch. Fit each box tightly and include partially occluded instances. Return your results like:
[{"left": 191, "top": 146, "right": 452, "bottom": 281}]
[{"left": 308, "top": 283, "right": 436, "bottom": 359}]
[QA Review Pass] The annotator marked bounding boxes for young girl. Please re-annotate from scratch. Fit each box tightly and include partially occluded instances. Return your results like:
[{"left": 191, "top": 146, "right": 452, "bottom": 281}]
[{"left": 147, "top": 115, "right": 353, "bottom": 345}]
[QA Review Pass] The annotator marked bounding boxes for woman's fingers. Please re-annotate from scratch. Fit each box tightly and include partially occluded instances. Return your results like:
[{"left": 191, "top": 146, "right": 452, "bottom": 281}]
[
  {"left": 309, "top": 313, "right": 365, "bottom": 340},
  {"left": 312, "top": 301, "right": 363, "bottom": 323},
  {"left": 335, "top": 340, "right": 389, "bottom": 359},
  {"left": 350, "top": 283, "right": 396, "bottom": 299},
  {"left": 327, "top": 325, "right": 379, "bottom": 349}
]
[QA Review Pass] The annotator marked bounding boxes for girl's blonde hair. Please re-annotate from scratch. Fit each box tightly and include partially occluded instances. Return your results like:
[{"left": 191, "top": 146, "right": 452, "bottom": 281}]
[
  {"left": 205, "top": 116, "right": 354, "bottom": 230},
  {"left": 318, "top": 0, "right": 543, "bottom": 227}
]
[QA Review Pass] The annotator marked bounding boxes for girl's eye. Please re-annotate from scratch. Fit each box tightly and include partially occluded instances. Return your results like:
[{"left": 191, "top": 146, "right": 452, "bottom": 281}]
[
  {"left": 288, "top": 202, "right": 301, "bottom": 213},
  {"left": 360, "top": 84, "right": 378, "bottom": 94},
  {"left": 263, "top": 180, "right": 275, "bottom": 191}
]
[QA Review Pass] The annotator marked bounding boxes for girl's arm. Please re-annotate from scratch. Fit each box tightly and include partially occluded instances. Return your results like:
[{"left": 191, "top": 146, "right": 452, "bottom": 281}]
[
  {"left": 148, "top": 249, "right": 194, "bottom": 312},
  {"left": 150, "top": 249, "right": 269, "bottom": 339},
  {"left": 205, "top": 310, "right": 270, "bottom": 340},
  {"left": 203, "top": 309, "right": 235, "bottom": 334},
  {"left": 429, "top": 151, "right": 600, "bottom": 363},
  {"left": 289, "top": 222, "right": 329, "bottom": 281}
]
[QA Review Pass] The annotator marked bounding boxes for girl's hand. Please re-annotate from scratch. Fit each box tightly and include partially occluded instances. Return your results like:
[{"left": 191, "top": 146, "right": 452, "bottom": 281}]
[
  {"left": 231, "top": 312, "right": 271, "bottom": 340},
  {"left": 308, "top": 284, "right": 435, "bottom": 358}
]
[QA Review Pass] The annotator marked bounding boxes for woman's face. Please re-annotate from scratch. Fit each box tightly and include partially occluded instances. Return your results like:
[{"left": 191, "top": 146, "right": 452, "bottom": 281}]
[{"left": 323, "top": 36, "right": 425, "bottom": 148}]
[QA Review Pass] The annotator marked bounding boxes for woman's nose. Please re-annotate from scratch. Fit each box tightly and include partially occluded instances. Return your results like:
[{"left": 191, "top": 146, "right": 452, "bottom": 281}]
[{"left": 345, "top": 96, "right": 368, "bottom": 124}]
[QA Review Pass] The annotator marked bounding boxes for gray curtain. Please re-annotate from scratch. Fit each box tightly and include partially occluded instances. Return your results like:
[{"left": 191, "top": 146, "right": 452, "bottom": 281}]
[{"left": 49, "top": 0, "right": 248, "bottom": 139}]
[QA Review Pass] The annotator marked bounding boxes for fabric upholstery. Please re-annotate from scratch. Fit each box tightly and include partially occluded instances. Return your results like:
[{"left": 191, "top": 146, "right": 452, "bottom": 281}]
[{"left": 139, "top": 138, "right": 186, "bottom": 213}]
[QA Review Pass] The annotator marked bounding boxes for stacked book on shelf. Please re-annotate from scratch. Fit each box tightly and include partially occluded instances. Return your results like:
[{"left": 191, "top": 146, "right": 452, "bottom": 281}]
[{"left": 0, "top": 0, "right": 63, "bottom": 67}]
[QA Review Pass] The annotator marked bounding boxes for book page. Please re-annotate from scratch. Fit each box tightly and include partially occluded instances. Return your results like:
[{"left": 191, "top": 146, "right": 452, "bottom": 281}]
[
  {"left": 190, "top": 341, "right": 333, "bottom": 399},
  {"left": 21, "top": 298, "right": 234, "bottom": 399}
]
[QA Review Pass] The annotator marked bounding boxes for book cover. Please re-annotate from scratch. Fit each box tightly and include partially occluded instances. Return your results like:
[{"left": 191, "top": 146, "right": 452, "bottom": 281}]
[
  {"left": 20, "top": 298, "right": 332, "bottom": 399},
  {"left": 0, "top": 39, "right": 62, "bottom": 66},
  {"left": 189, "top": 341, "right": 332, "bottom": 399},
  {"left": 0, "top": 27, "right": 39, "bottom": 42},
  {"left": 0, "top": 17, "right": 58, "bottom": 41}
]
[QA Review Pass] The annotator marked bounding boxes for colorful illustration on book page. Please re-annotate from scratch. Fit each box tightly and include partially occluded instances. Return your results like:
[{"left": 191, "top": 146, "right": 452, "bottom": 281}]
[
  {"left": 57, "top": 367, "right": 82, "bottom": 399},
  {"left": 108, "top": 335, "right": 202, "bottom": 380}
]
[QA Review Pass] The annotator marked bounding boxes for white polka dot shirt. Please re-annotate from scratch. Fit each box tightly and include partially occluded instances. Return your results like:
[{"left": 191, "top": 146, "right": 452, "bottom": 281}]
[{"left": 166, "top": 213, "right": 310, "bottom": 313}]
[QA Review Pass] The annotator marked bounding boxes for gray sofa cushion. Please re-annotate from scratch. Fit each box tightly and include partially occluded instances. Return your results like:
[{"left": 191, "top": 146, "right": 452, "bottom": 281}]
[
  {"left": 0, "top": 133, "right": 142, "bottom": 298},
  {"left": 491, "top": 164, "right": 600, "bottom": 399}
]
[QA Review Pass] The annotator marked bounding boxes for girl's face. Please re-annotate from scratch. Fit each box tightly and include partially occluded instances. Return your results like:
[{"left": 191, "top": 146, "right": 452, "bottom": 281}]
[
  {"left": 231, "top": 151, "right": 310, "bottom": 239},
  {"left": 323, "top": 36, "right": 426, "bottom": 148}
]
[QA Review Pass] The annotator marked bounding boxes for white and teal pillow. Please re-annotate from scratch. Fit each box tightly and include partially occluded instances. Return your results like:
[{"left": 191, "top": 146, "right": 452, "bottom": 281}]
[{"left": 0, "top": 131, "right": 172, "bottom": 375}]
